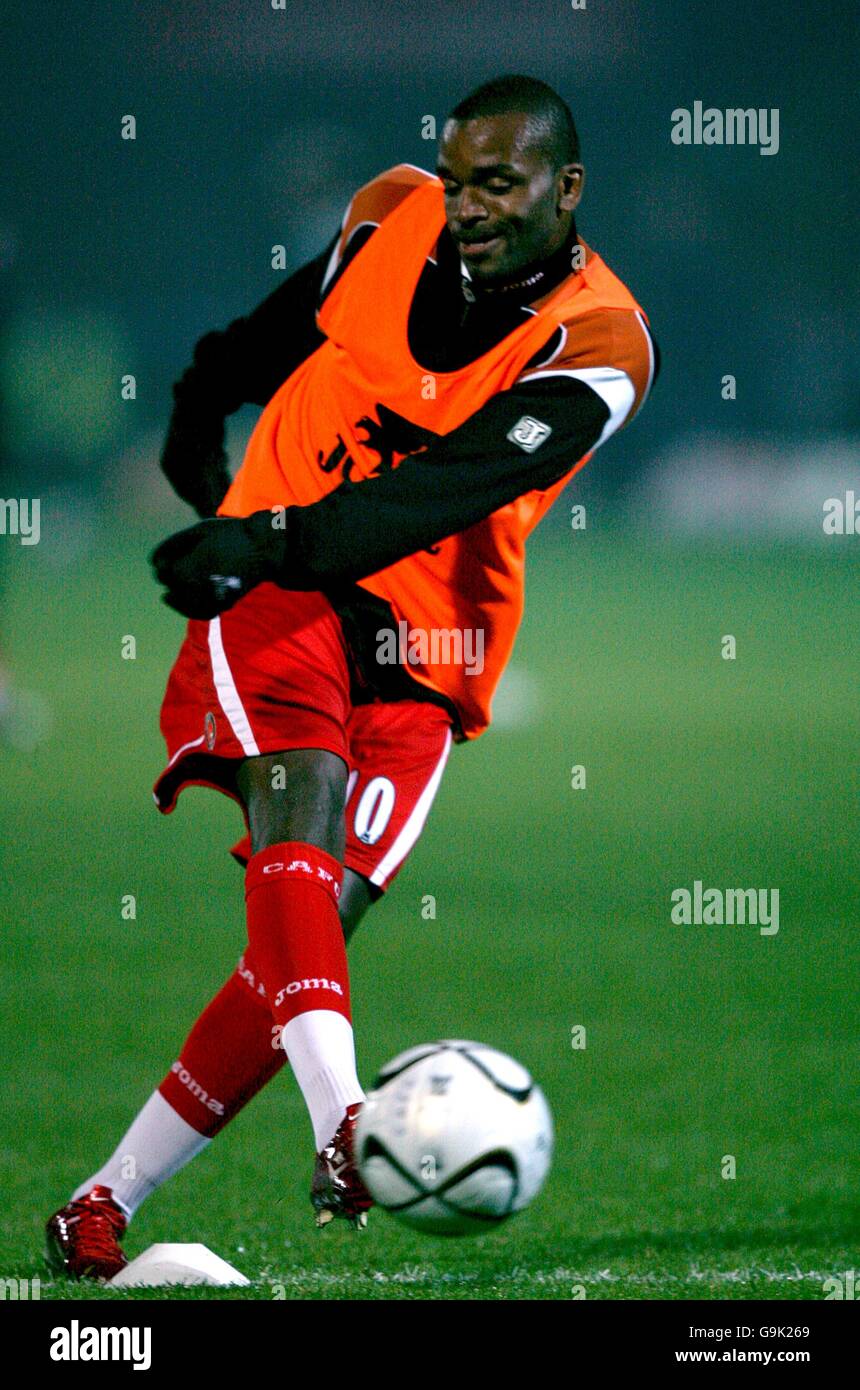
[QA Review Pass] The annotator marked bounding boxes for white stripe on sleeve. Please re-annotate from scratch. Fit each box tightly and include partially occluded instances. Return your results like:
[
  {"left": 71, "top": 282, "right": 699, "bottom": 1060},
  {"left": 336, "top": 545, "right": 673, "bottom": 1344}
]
[{"left": 515, "top": 366, "right": 636, "bottom": 448}]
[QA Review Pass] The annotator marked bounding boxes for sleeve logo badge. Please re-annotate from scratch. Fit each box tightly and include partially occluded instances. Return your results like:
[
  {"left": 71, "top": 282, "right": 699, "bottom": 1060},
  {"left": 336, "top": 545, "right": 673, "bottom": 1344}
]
[{"left": 506, "top": 415, "right": 553, "bottom": 452}]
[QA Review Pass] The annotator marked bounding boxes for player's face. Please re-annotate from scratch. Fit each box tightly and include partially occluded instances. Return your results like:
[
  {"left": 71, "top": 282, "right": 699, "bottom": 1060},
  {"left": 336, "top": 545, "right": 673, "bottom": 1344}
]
[{"left": 437, "top": 113, "right": 584, "bottom": 283}]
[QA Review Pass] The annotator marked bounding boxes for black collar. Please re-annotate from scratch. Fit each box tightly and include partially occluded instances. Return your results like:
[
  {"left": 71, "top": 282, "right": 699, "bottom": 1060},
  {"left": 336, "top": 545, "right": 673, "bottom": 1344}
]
[{"left": 450, "top": 216, "right": 580, "bottom": 307}]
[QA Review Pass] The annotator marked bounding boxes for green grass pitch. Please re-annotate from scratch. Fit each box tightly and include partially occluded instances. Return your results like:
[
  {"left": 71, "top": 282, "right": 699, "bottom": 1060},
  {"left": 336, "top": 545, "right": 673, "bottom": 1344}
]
[{"left": 1, "top": 522, "right": 857, "bottom": 1299}]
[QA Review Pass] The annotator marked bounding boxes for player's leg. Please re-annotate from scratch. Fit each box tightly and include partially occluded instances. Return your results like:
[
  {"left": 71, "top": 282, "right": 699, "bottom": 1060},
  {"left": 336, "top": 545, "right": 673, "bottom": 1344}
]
[
  {"left": 198, "top": 703, "right": 454, "bottom": 1229},
  {"left": 47, "top": 596, "right": 455, "bottom": 1260},
  {"left": 148, "top": 862, "right": 376, "bottom": 1168},
  {"left": 301, "top": 697, "right": 454, "bottom": 1224},
  {"left": 73, "top": 871, "right": 374, "bottom": 1191},
  {"left": 235, "top": 748, "right": 365, "bottom": 1153},
  {"left": 235, "top": 747, "right": 382, "bottom": 1227},
  {"left": 47, "top": 585, "right": 365, "bottom": 1269},
  {"left": 44, "top": 867, "right": 377, "bottom": 1277},
  {"left": 152, "top": 586, "right": 365, "bottom": 1163},
  {"left": 46, "top": 692, "right": 451, "bottom": 1267}
]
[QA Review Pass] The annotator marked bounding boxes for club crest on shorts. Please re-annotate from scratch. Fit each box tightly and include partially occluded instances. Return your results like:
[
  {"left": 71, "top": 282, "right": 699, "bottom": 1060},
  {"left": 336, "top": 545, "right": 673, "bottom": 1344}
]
[
  {"left": 204, "top": 712, "right": 217, "bottom": 750},
  {"left": 506, "top": 415, "right": 552, "bottom": 452}
]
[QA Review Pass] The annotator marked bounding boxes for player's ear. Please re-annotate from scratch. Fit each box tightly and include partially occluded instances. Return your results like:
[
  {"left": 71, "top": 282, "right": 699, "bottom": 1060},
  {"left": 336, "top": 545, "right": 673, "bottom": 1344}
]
[{"left": 558, "top": 164, "right": 584, "bottom": 212}]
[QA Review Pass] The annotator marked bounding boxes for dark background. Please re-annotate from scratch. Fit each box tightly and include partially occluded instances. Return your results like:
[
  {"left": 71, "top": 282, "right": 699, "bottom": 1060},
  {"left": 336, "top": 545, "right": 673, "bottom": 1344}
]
[{"left": 2, "top": 0, "right": 857, "bottom": 500}]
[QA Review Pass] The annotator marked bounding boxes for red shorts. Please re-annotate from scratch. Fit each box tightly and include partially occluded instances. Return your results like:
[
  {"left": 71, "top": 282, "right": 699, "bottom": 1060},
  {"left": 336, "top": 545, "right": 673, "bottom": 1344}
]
[{"left": 153, "top": 583, "right": 453, "bottom": 890}]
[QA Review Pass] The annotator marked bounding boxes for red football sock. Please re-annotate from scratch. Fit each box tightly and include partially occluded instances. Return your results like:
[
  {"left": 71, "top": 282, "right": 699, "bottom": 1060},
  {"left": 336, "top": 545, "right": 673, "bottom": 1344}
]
[
  {"left": 244, "top": 841, "right": 349, "bottom": 1027},
  {"left": 158, "top": 949, "right": 286, "bottom": 1137},
  {"left": 245, "top": 841, "right": 362, "bottom": 1149}
]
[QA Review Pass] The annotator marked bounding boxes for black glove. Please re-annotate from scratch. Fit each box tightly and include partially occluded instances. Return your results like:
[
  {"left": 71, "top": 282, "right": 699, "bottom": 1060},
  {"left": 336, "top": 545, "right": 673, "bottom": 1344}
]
[{"left": 150, "top": 511, "right": 289, "bottom": 619}]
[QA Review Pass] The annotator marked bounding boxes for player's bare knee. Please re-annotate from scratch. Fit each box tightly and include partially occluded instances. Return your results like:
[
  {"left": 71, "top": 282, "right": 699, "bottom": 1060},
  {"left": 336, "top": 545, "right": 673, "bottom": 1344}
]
[{"left": 237, "top": 749, "right": 347, "bottom": 856}]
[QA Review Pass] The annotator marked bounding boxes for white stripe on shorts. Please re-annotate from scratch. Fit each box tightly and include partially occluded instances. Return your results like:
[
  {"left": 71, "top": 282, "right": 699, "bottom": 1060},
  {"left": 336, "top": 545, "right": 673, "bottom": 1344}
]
[
  {"left": 207, "top": 617, "right": 261, "bottom": 757},
  {"left": 369, "top": 726, "right": 453, "bottom": 887}
]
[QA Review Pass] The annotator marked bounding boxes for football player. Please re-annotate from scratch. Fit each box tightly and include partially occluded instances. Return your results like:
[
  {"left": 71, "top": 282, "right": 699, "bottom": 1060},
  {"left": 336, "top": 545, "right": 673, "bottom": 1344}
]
[{"left": 47, "top": 74, "right": 658, "bottom": 1277}]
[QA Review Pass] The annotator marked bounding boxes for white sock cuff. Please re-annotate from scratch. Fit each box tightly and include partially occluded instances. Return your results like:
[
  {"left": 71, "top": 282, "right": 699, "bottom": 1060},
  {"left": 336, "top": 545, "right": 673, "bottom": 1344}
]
[{"left": 281, "top": 1010, "right": 365, "bottom": 1150}]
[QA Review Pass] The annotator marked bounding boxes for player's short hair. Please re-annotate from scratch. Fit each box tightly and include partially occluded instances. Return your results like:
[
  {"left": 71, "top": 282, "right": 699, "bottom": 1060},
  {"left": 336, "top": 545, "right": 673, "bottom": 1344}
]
[{"left": 447, "top": 75, "right": 581, "bottom": 167}]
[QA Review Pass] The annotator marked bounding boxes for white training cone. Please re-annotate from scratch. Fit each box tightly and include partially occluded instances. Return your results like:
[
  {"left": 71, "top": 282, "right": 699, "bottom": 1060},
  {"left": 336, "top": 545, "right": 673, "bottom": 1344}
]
[{"left": 110, "top": 1243, "right": 250, "bottom": 1288}]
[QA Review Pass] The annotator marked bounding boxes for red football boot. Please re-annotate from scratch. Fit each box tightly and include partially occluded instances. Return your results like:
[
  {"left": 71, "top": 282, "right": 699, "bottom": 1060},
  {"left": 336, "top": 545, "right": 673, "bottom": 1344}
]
[
  {"left": 311, "top": 1103, "right": 374, "bottom": 1230},
  {"left": 45, "top": 1185, "right": 128, "bottom": 1280}
]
